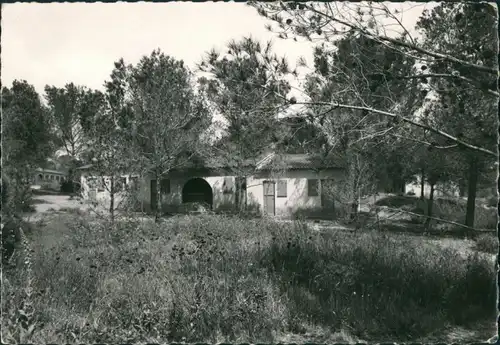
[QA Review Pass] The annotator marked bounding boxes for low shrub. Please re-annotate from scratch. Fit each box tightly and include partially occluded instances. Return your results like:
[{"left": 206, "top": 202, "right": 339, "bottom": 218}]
[
  {"left": 474, "top": 234, "right": 499, "bottom": 254},
  {"left": 60, "top": 180, "right": 80, "bottom": 194},
  {"left": 292, "top": 206, "right": 336, "bottom": 221},
  {"left": 474, "top": 207, "right": 498, "bottom": 230},
  {"left": 375, "top": 195, "right": 419, "bottom": 209},
  {"left": 486, "top": 196, "right": 498, "bottom": 208}
]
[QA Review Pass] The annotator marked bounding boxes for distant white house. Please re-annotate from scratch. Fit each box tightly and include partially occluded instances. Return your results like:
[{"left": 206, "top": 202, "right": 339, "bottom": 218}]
[
  {"left": 405, "top": 178, "right": 461, "bottom": 198},
  {"left": 405, "top": 177, "right": 460, "bottom": 198},
  {"left": 33, "top": 168, "right": 68, "bottom": 191},
  {"left": 77, "top": 153, "right": 346, "bottom": 217}
]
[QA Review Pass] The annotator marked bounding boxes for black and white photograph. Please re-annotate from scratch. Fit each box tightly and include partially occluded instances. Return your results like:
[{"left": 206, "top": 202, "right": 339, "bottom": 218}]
[{"left": 1, "top": 1, "right": 498, "bottom": 343}]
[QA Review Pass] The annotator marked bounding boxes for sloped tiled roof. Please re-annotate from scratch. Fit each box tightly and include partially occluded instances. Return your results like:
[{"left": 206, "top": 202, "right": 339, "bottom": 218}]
[
  {"left": 179, "top": 152, "right": 344, "bottom": 171},
  {"left": 35, "top": 168, "right": 68, "bottom": 175},
  {"left": 257, "top": 153, "right": 344, "bottom": 170},
  {"left": 74, "top": 152, "right": 344, "bottom": 175}
]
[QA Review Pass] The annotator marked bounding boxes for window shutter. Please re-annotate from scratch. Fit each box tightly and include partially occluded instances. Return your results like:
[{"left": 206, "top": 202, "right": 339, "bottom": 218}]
[
  {"left": 308, "top": 179, "right": 319, "bottom": 196},
  {"left": 277, "top": 180, "right": 287, "bottom": 197},
  {"left": 160, "top": 178, "right": 170, "bottom": 194}
]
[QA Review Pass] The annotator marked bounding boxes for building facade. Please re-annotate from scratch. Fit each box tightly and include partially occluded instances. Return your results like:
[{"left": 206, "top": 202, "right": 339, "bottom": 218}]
[
  {"left": 78, "top": 153, "right": 345, "bottom": 217},
  {"left": 33, "top": 168, "right": 68, "bottom": 191}
]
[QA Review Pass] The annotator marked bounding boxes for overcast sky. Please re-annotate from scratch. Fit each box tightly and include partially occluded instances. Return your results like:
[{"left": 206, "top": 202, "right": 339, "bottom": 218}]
[{"left": 2, "top": 2, "right": 435, "bottom": 96}]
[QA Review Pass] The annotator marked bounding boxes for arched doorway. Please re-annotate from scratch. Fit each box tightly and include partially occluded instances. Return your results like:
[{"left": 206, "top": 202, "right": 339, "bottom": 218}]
[{"left": 182, "top": 178, "right": 213, "bottom": 209}]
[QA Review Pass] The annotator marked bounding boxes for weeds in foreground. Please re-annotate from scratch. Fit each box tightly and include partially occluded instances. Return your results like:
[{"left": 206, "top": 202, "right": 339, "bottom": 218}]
[{"left": 1, "top": 213, "right": 497, "bottom": 343}]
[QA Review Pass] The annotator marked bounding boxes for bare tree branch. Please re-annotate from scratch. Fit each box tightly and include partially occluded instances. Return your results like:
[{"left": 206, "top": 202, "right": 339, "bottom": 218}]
[
  {"left": 301, "top": 3, "right": 498, "bottom": 75},
  {"left": 386, "top": 73, "right": 499, "bottom": 97},
  {"left": 295, "top": 100, "right": 497, "bottom": 157}
]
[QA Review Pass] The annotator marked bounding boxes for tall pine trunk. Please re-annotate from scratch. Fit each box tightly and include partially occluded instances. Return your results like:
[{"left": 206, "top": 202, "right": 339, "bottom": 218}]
[
  {"left": 109, "top": 175, "right": 115, "bottom": 224},
  {"left": 236, "top": 176, "right": 246, "bottom": 212},
  {"left": 465, "top": 156, "right": 478, "bottom": 228},
  {"left": 350, "top": 175, "right": 359, "bottom": 221},
  {"left": 420, "top": 169, "right": 425, "bottom": 200},
  {"left": 424, "top": 183, "right": 435, "bottom": 230},
  {"left": 459, "top": 178, "right": 466, "bottom": 197},
  {"left": 155, "top": 170, "right": 162, "bottom": 223}
]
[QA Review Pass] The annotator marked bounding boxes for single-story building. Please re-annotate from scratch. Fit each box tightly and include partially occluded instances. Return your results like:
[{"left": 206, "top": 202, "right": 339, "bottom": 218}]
[
  {"left": 77, "top": 152, "right": 346, "bottom": 218},
  {"left": 77, "top": 164, "right": 134, "bottom": 207},
  {"left": 32, "top": 168, "right": 68, "bottom": 190}
]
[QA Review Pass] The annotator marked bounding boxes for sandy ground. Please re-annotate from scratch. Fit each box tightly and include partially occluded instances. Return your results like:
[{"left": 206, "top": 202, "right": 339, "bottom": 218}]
[{"left": 22, "top": 194, "right": 94, "bottom": 221}]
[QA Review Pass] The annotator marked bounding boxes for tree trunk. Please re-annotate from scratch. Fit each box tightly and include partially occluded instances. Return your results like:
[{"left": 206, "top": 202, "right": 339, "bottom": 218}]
[
  {"left": 424, "top": 183, "right": 435, "bottom": 230},
  {"left": 420, "top": 169, "right": 425, "bottom": 200},
  {"left": 350, "top": 180, "right": 359, "bottom": 221},
  {"left": 236, "top": 176, "right": 246, "bottom": 212},
  {"left": 459, "top": 178, "right": 466, "bottom": 197},
  {"left": 465, "top": 156, "right": 478, "bottom": 228},
  {"left": 155, "top": 171, "right": 161, "bottom": 223},
  {"left": 109, "top": 175, "right": 115, "bottom": 224}
]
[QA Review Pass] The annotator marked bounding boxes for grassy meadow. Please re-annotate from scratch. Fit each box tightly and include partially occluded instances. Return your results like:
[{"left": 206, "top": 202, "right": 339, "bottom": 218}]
[{"left": 2, "top": 210, "right": 497, "bottom": 343}]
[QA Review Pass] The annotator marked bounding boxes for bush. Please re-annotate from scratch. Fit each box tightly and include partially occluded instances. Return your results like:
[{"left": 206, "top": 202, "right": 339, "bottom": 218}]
[
  {"left": 60, "top": 180, "right": 80, "bottom": 194},
  {"left": 292, "top": 206, "right": 336, "bottom": 221},
  {"left": 474, "top": 207, "right": 498, "bottom": 230},
  {"left": 1, "top": 177, "right": 35, "bottom": 263},
  {"left": 3, "top": 213, "right": 496, "bottom": 343},
  {"left": 474, "top": 234, "right": 499, "bottom": 254},
  {"left": 486, "top": 196, "right": 498, "bottom": 208}
]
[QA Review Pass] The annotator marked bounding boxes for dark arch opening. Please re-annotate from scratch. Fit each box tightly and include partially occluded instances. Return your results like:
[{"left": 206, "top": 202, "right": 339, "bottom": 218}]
[{"left": 182, "top": 178, "right": 213, "bottom": 209}]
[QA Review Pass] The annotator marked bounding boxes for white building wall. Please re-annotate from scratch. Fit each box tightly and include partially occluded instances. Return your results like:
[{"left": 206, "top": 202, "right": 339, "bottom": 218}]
[
  {"left": 247, "top": 168, "right": 344, "bottom": 217},
  {"left": 88, "top": 168, "right": 345, "bottom": 216},
  {"left": 139, "top": 173, "right": 235, "bottom": 211},
  {"left": 80, "top": 173, "right": 136, "bottom": 209},
  {"left": 33, "top": 169, "right": 67, "bottom": 191}
]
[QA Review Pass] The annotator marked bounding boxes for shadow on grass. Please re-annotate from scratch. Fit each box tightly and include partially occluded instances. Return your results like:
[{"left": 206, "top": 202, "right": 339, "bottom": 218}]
[
  {"left": 31, "top": 198, "right": 53, "bottom": 205},
  {"left": 31, "top": 189, "right": 74, "bottom": 196},
  {"left": 376, "top": 195, "right": 463, "bottom": 210},
  {"left": 375, "top": 195, "right": 420, "bottom": 208}
]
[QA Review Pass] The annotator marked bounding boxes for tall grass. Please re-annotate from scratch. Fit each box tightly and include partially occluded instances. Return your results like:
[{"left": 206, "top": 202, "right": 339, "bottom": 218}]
[{"left": 2, "top": 213, "right": 496, "bottom": 343}]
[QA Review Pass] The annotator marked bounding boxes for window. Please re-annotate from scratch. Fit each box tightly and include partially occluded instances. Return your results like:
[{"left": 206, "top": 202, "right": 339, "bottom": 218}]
[
  {"left": 55, "top": 176, "right": 60, "bottom": 181},
  {"left": 50, "top": 175, "right": 54, "bottom": 180},
  {"left": 87, "top": 177, "right": 96, "bottom": 189},
  {"left": 277, "top": 180, "right": 287, "bottom": 198},
  {"left": 307, "top": 179, "right": 319, "bottom": 197},
  {"left": 223, "top": 177, "right": 234, "bottom": 194},
  {"left": 111, "top": 177, "right": 127, "bottom": 192},
  {"left": 97, "top": 178, "right": 106, "bottom": 192},
  {"left": 160, "top": 178, "right": 170, "bottom": 194},
  {"left": 128, "top": 176, "right": 139, "bottom": 190},
  {"left": 119, "top": 177, "right": 127, "bottom": 191}
]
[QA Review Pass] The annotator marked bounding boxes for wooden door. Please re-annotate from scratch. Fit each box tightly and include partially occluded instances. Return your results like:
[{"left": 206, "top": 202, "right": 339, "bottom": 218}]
[
  {"left": 150, "top": 179, "right": 157, "bottom": 211},
  {"left": 263, "top": 181, "right": 275, "bottom": 216}
]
